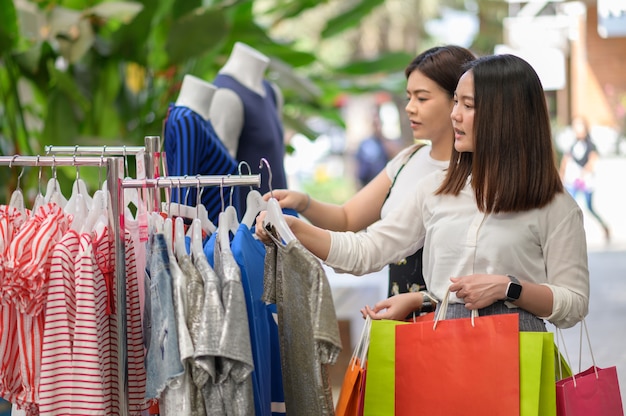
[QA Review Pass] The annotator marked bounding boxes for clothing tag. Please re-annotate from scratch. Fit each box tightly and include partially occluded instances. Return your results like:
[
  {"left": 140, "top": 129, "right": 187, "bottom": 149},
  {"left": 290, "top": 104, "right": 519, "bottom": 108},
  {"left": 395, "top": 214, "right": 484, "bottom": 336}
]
[{"left": 136, "top": 150, "right": 146, "bottom": 180}]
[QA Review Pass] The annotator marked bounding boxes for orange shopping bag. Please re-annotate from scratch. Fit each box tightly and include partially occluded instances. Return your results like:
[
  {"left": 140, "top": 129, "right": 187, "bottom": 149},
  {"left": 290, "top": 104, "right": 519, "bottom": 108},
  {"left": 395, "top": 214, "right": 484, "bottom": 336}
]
[
  {"left": 336, "top": 316, "right": 370, "bottom": 416},
  {"left": 395, "top": 291, "right": 520, "bottom": 416}
]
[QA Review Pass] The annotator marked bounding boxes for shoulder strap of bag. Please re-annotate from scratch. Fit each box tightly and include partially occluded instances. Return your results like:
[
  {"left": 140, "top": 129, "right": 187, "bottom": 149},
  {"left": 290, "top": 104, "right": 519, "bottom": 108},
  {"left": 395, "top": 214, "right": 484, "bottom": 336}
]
[{"left": 383, "top": 143, "right": 425, "bottom": 203}]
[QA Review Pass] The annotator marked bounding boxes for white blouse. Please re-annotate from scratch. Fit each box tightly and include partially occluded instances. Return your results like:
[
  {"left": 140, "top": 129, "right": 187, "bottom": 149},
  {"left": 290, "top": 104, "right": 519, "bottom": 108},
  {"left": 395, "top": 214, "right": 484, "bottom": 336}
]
[{"left": 326, "top": 169, "right": 589, "bottom": 328}]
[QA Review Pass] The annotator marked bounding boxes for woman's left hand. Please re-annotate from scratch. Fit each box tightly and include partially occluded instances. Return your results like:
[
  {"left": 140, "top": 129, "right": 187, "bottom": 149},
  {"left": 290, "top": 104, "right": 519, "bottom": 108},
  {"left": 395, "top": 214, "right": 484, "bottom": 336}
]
[{"left": 448, "top": 274, "right": 508, "bottom": 310}]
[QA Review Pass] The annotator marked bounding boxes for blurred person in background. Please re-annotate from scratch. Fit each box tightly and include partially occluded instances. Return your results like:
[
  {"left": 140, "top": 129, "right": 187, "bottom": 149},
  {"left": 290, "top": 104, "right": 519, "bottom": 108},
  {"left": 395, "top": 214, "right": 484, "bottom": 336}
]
[
  {"left": 355, "top": 114, "right": 391, "bottom": 187},
  {"left": 262, "top": 45, "right": 476, "bottom": 304},
  {"left": 559, "top": 116, "right": 611, "bottom": 242}
]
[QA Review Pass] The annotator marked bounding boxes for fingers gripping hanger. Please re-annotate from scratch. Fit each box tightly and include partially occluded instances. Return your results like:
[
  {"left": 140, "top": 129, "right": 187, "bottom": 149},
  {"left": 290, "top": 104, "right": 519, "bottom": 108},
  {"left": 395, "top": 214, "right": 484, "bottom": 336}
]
[
  {"left": 259, "top": 158, "right": 295, "bottom": 244},
  {"left": 240, "top": 161, "right": 267, "bottom": 229}
]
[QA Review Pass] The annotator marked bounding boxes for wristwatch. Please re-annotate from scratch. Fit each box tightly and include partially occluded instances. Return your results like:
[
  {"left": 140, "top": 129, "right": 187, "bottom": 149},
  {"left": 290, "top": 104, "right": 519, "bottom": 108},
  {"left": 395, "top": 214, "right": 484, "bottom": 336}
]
[{"left": 505, "top": 274, "right": 522, "bottom": 302}]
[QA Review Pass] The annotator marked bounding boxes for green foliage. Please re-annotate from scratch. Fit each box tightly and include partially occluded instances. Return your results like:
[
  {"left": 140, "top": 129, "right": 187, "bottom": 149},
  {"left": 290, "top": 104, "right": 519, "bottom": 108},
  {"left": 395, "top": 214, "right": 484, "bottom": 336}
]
[
  {"left": 0, "top": 0, "right": 492, "bottom": 204},
  {"left": 321, "top": 0, "right": 386, "bottom": 38}
]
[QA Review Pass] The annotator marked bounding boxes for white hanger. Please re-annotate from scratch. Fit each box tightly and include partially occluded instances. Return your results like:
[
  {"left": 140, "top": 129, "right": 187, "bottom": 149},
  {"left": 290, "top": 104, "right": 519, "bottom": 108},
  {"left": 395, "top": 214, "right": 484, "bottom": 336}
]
[
  {"left": 174, "top": 216, "right": 188, "bottom": 258},
  {"left": 167, "top": 184, "right": 216, "bottom": 236},
  {"left": 31, "top": 156, "right": 46, "bottom": 215},
  {"left": 8, "top": 158, "right": 26, "bottom": 216},
  {"left": 65, "top": 155, "right": 90, "bottom": 231},
  {"left": 190, "top": 218, "right": 205, "bottom": 261},
  {"left": 242, "top": 189, "right": 267, "bottom": 229},
  {"left": 173, "top": 178, "right": 189, "bottom": 258},
  {"left": 238, "top": 161, "right": 267, "bottom": 229},
  {"left": 259, "top": 158, "right": 295, "bottom": 244},
  {"left": 82, "top": 150, "right": 109, "bottom": 234},
  {"left": 44, "top": 156, "right": 67, "bottom": 208},
  {"left": 217, "top": 178, "right": 240, "bottom": 251}
]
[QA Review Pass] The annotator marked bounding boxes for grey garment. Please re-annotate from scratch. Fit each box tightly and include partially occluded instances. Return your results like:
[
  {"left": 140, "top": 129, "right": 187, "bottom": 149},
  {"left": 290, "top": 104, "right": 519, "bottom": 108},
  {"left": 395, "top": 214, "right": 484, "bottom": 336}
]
[
  {"left": 192, "top": 253, "right": 226, "bottom": 415},
  {"left": 178, "top": 254, "right": 207, "bottom": 416},
  {"left": 442, "top": 301, "right": 547, "bottom": 332},
  {"left": 213, "top": 236, "right": 255, "bottom": 416},
  {"left": 263, "top": 238, "right": 342, "bottom": 416}
]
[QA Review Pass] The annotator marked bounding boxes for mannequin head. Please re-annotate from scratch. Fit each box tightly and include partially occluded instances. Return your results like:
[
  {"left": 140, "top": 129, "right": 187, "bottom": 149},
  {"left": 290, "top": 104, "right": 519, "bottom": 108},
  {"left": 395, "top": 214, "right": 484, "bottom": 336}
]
[
  {"left": 175, "top": 74, "right": 217, "bottom": 120},
  {"left": 218, "top": 42, "right": 270, "bottom": 95}
]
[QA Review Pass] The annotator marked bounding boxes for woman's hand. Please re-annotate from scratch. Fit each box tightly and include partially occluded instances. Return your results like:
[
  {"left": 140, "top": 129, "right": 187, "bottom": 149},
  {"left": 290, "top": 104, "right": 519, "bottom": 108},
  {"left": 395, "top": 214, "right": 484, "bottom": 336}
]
[
  {"left": 360, "top": 292, "right": 422, "bottom": 321},
  {"left": 448, "top": 274, "right": 508, "bottom": 310},
  {"left": 255, "top": 210, "right": 272, "bottom": 244},
  {"left": 263, "top": 189, "right": 309, "bottom": 212}
]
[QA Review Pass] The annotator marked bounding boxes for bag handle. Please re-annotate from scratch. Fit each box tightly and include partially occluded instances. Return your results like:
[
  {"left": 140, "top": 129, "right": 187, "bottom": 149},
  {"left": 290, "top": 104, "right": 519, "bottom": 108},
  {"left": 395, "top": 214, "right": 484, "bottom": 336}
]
[
  {"left": 351, "top": 316, "right": 371, "bottom": 371},
  {"left": 555, "top": 318, "right": 598, "bottom": 387},
  {"left": 433, "top": 287, "right": 478, "bottom": 330}
]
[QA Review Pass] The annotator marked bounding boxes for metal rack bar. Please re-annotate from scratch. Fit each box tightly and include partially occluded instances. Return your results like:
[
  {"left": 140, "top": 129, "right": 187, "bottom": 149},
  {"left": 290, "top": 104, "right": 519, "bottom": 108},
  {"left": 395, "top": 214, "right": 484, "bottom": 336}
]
[
  {"left": 0, "top": 155, "right": 110, "bottom": 166},
  {"left": 122, "top": 175, "right": 261, "bottom": 189},
  {"left": 44, "top": 145, "right": 146, "bottom": 155}
]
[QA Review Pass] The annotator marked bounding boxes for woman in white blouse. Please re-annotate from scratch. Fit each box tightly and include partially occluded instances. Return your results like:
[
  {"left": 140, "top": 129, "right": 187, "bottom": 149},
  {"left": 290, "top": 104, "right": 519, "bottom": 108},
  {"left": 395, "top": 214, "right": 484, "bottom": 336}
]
[{"left": 257, "top": 54, "right": 589, "bottom": 330}]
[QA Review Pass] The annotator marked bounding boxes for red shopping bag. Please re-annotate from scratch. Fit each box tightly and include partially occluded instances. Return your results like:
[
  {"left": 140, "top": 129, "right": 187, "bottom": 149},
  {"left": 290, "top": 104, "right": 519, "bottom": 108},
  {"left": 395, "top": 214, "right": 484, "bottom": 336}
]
[
  {"left": 555, "top": 320, "right": 624, "bottom": 416},
  {"left": 556, "top": 366, "right": 624, "bottom": 416},
  {"left": 395, "top": 300, "right": 520, "bottom": 416}
]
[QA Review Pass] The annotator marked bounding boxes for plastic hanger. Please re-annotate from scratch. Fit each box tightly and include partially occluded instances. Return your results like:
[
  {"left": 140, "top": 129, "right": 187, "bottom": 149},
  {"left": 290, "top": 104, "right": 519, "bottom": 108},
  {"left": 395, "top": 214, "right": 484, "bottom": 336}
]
[
  {"left": 8, "top": 157, "right": 26, "bottom": 216},
  {"left": 190, "top": 177, "right": 210, "bottom": 261},
  {"left": 170, "top": 179, "right": 216, "bottom": 236},
  {"left": 238, "top": 161, "right": 267, "bottom": 229},
  {"left": 173, "top": 179, "right": 189, "bottom": 258},
  {"left": 31, "top": 156, "right": 46, "bottom": 215},
  {"left": 65, "top": 154, "right": 89, "bottom": 231},
  {"left": 82, "top": 156, "right": 109, "bottom": 233},
  {"left": 259, "top": 158, "right": 295, "bottom": 244},
  {"left": 217, "top": 178, "right": 240, "bottom": 251},
  {"left": 44, "top": 156, "right": 68, "bottom": 208}
]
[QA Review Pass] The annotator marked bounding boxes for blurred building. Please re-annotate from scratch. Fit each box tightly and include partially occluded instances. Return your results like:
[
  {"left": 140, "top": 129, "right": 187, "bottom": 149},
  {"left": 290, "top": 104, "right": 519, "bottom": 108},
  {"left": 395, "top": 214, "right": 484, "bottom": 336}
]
[{"left": 501, "top": 0, "right": 626, "bottom": 147}]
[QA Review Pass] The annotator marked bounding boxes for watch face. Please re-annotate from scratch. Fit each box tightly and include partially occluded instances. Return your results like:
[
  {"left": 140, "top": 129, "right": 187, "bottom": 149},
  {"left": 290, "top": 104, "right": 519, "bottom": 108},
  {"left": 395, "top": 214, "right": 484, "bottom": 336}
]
[{"left": 507, "top": 282, "right": 522, "bottom": 300}]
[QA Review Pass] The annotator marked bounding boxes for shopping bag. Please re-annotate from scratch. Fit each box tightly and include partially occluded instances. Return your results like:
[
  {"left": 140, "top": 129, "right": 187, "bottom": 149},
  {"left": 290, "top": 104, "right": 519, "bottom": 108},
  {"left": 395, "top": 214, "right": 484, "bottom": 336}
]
[
  {"left": 555, "top": 319, "right": 624, "bottom": 416},
  {"left": 362, "top": 312, "right": 434, "bottom": 416},
  {"left": 519, "top": 331, "right": 556, "bottom": 416},
  {"left": 395, "top": 292, "right": 520, "bottom": 416},
  {"left": 336, "top": 317, "right": 371, "bottom": 416},
  {"left": 362, "top": 319, "right": 408, "bottom": 416},
  {"left": 556, "top": 366, "right": 624, "bottom": 416}
]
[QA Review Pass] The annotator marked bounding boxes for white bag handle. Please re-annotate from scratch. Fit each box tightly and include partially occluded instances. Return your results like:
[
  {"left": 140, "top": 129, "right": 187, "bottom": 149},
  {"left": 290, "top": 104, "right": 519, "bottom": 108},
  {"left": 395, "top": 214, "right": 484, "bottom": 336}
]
[
  {"left": 433, "top": 286, "right": 479, "bottom": 330},
  {"left": 555, "top": 318, "right": 598, "bottom": 387},
  {"left": 351, "top": 316, "right": 371, "bottom": 371}
]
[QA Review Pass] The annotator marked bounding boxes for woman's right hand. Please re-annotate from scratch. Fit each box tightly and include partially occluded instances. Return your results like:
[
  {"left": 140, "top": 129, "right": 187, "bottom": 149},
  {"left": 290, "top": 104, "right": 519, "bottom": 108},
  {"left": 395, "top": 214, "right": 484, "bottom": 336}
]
[{"left": 263, "top": 189, "right": 309, "bottom": 213}]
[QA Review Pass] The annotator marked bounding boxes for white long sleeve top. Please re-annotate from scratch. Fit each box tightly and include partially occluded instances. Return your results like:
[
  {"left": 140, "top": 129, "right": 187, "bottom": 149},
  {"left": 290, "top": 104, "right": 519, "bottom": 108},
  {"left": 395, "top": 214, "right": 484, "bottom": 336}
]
[{"left": 326, "top": 170, "right": 589, "bottom": 328}]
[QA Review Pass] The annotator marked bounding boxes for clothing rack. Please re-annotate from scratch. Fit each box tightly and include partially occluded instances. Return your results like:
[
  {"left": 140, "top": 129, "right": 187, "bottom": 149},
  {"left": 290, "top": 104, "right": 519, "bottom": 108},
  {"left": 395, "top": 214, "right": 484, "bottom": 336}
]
[
  {"left": 7, "top": 138, "right": 263, "bottom": 414},
  {"left": 0, "top": 154, "right": 129, "bottom": 414}
]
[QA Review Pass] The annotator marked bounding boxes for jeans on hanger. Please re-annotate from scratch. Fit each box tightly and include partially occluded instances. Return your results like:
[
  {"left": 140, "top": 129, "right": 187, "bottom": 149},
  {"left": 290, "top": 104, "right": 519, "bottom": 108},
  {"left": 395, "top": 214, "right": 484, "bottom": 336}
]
[{"left": 144, "top": 233, "right": 185, "bottom": 399}]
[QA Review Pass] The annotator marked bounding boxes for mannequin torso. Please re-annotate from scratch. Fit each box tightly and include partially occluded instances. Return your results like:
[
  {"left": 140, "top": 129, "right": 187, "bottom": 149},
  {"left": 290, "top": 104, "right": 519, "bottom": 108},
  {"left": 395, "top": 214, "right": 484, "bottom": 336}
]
[
  {"left": 164, "top": 74, "right": 238, "bottom": 223},
  {"left": 210, "top": 42, "right": 283, "bottom": 158}
]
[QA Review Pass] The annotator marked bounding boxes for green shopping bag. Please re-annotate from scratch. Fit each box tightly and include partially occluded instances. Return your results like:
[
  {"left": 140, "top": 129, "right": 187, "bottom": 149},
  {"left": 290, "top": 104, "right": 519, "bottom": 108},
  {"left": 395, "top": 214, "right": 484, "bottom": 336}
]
[
  {"left": 520, "top": 332, "right": 557, "bottom": 416},
  {"left": 363, "top": 319, "right": 409, "bottom": 416}
]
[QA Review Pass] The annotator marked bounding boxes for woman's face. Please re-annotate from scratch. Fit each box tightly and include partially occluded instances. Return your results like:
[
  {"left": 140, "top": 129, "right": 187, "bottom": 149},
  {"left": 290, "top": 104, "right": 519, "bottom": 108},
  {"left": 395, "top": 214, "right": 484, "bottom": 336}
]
[
  {"left": 405, "top": 70, "right": 455, "bottom": 145},
  {"left": 451, "top": 70, "right": 475, "bottom": 153}
]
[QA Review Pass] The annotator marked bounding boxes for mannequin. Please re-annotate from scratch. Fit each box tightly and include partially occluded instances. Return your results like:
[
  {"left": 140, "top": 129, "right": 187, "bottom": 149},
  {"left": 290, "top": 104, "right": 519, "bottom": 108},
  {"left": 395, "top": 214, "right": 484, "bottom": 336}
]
[
  {"left": 164, "top": 74, "right": 238, "bottom": 224},
  {"left": 210, "top": 42, "right": 291, "bottom": 217}
]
